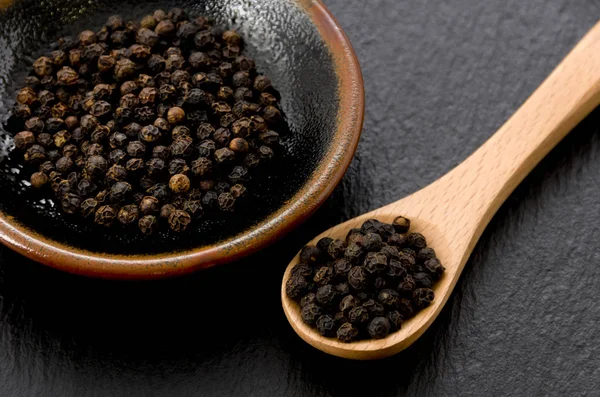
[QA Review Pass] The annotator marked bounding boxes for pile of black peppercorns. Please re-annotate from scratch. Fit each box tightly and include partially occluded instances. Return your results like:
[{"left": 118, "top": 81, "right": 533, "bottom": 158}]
[
  {"left": 286, "top": 216, "right": 445, "bottom": 342},
  {"left": 9, "top": 8, "right": 284, "bottom": 235}
]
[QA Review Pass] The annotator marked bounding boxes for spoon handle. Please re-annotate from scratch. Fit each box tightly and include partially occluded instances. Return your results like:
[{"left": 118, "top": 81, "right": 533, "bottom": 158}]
[{"left": 401, "top": 21, "right": 600, "bottom": 259}]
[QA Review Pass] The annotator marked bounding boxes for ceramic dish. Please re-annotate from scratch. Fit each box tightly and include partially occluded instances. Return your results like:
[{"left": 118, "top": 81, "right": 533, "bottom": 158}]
[{"left": 0, "top": 0, "right": 364, "bottom": 279}]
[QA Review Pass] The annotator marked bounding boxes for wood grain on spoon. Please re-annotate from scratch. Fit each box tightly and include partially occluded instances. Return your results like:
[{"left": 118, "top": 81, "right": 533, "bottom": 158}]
[{"left": 282, "top": 20, "right": 600, "bottom": 360}]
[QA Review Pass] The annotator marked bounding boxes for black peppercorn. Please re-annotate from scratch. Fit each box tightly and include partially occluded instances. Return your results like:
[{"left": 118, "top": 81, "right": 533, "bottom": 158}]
[
  {"left": 337, "top": 322, "right": 359, "bottom": 343},
  {"left": 147, "top": 183, "right": 170, "bottom": 202},
  {"left": 47, "top": 150, "right": 61, "bottom": 162},
  {"left": 169, "top": 173, "right": 190, "bottom": 194},
  {"left": 315, "top": 237, "right": 333, "bottom": 254},
  {"left": 367, "top": 317, "right": 391, "bottom": 339},
  {"left": 126, "top": 140, "right": 146, "bottom": 157},
  {"left": 258, "top": 145, "right": 274, "bottom": 160},
  {"left": 90, "top": 125, "right": 110, "bottom": 143},
  {"left": 136, "top": 28, "right": 159, "bottom": 47},
  {"left": 168, "top": 158, "right": 189, "bottom": 175},
  {"left": 315, "top": 315, "right": 336, "bottom": 337},
  {"left": 14, "top": 131, "right": 35, "bottom": 150},
  {"left": 85, "top": 143, "right": 104, "bottom": 156},
  {"left": 291, "top": 264, "right": 313, "bottom": 278},
  {"left": 39, "top": 161, "right": 55, "bottom": 174},
  {"left": 80, "top": 198, "right": 98, "bottom": 218},
  {"left": 227, "top": 166, "right": 248, "bottom": 184},
  {"left": 333, "top": 258, "right": 352, "bottom": 280},
  {"left": 392, "top": 216, "right": 410, "bottom": 233},
  {"left": 253, "top": 75, "right": 272, "bottom": 92},
  {"left": 85, "top": 155, "right": 108, "bottom": 178},
  {"left": 413, "top": 288, "right": 434, "bottom": 309},
  {"left": 285, "top": 274, "right": 310, "bottom": 301},
  {"left": 145, "top": 158, "right": 166, "bottom": 178},
  {"left": 201, "top": 190, "right": 218, "bottom": 208},
  {"left": 232, "top": 71, "right": 250, "bottom": 88},
  {"left": 316, "top": 284, "right": 338, "bottom": 308},
  {"left": 168, "top": 136, "right": 193, "bottom": 157},
  {"left": 77, "top": 178, "right": 97, "bottom": 196},
  {"left": 24, "top": 144, "right": 47, "bottom": 163},
  {"left": 301, "top": 302, "right": 322, "bottom": 326},
  {"left": 259, "top": 92, "right": 278, "bottom": 106},
  {"left": 24, "top": 117, "right": 45, "bottom": 135},
  {"left": 24, "top": 75, "right": 41, "bottom": 89},
  {"left": 115, "top": 58, "right": 137, "bottom": 81},
  {"left": 141, "top": 15, "right": 157, "bottom": 29},
  {"left": 215, "top": 181, "right": 231, "bottom": 195},
  {"left": 13, "top": 104, "right": 31, "bottom": 119},
  {"left": 398, "top": 275, "right": 416, "bottom": 296},
  {"left": 16, "top": 87, "right": 37, "bottom": 105},
  {"left": 138, "top": 215, "right": 158, "bottom": 235},
  {"left": 380, "top": 245, "right": 400, "bottom": 260},
  {"left": 344, "top": 244, "right": 365, "bottom": 265},
  {"left": 377, "top": 289, "right": 400, "bottom": 309},
  {"left": 424, "top": 258, "right": 445, "bottom": 280},
  {"left": 115, "top": 204, "right": 138, "bottom": 225},
  {"left": 159, "top": 204, "right": 176, "bottom": 219},
  {"left": 167, "top": 107, "right": 185, "bottom": 124},
  {"left": 386, "top": 259, "right": 407, "bottom": 278},
  {"left": 364, "top": 252, "right": 388, "bottom": 274},
  {"left": 61, "top": 193, "right": 82, "bottom": 214},
  {"left": 297, "top": 245, "right": 319, "bottom": 264},
  {"left": 418, "top": 247, "right": 436, "bottom": 262},
  {"left": 94, "top": 205, "right": 117, "bottom": 226},
  {"left": 90, "top": 101, "right": 112, "bottom": 118},
  {"left": 339, "top": 294, "right": 358, "bottom": 313},
  {"left": 139, "top": 125, "right": 161, "bottom": 143},
  {"left": 137, "top": 195, "right": 159, "bottom": 215},
  {"left": 413, "top": 272, "right": 433, "bottom": 289},
  {"left": 217, "top": 192, "right": 235, "bottom": 212},
  {"left": 348, "top": 306, "right": 370, "bottom": 325},
  {"left": 363, "top": 299, "right": 385, "bottom": 317},
  {"left": 348, "top": 266, "right": 369, "bottom": 290},
  {"left": 214, "top": 147, "right": 235, "bottom": 164},
  {"left": 55, "top": 156, "right": 74, "bottom": 173},
  {"left": 298, "top": 293, "right": 316, "bottom": 309},
  {"left": 387, "top": 233, "right": 406, "bottom": 247},
  {"left": 326, "top": 239, "right": 346, "bottom": 260},
  {"left": 312, "top": 267, "right": 332, "bottom": 287},
  {"left": 109, "top": 181, "right": 132, "bottom": 204},
  {"left": 181, "top": 200, "right": 202, "bottom": 219},
  {"left": 169, "top": 126, "right": 189, "bottom": 141},
  {"left": 168, "top": 209, "right": 191, "bottom": 232},
  {"left": 228, "top": 184, "right": 245, "bottom": 199},
  {"left": 362, "top": 233, "right": 383, "bottom": 252},
  {"left": 33, "top": 56, "right": 53, "bottom": 77},
  {"left": 54, "top": 179, "right": 71, "bottom": 197},
  {"left": 30, "top": 172, "right": 49, "bottom": 188}
]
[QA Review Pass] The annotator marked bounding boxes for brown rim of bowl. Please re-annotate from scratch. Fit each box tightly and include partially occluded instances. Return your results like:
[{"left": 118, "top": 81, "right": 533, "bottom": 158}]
[{"left": 0, "top": 0, "right": 365, "bottom": 279}]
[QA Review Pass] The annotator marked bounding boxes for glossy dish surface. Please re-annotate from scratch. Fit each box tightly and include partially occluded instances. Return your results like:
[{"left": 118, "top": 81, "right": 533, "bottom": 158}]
[{"left": 0, "top": 0, "right": 364, "bottom": 278}]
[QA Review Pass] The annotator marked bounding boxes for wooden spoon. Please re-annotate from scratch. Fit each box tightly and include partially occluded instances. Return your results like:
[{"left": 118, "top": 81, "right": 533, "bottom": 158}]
[{"left": 281, "top": 21, "right": 600, "bottom": 360}]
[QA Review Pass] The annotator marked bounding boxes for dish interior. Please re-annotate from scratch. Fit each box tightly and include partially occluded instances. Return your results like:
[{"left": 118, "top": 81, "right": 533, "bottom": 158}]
[{"left": 0, "top": 0, "right": 338, "bottom": 255}]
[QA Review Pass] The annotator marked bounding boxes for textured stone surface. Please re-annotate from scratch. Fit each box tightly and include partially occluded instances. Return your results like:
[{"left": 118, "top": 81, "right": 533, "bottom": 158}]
[{"left": 2, "top": 0, "right": 600, "bottom": 395}]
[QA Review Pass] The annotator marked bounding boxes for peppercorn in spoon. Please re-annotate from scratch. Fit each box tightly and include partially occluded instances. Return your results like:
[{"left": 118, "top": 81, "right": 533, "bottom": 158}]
[{"left": 282, "top": 20, "right": 600, "bottom": 359}]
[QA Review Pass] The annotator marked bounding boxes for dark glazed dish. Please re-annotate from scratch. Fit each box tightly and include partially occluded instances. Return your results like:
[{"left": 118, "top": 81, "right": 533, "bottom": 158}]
[{"left": 0, "top": 0, "right": 364, "bottom": 278}]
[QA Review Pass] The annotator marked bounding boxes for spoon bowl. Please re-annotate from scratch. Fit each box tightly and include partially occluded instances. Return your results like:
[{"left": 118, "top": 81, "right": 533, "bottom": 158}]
[
  {"left": 282, "top": 199, "right": 453, "bottom": 360},
  {"left": 282, "top": 20, "right": 600, "bottom": 359}
]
